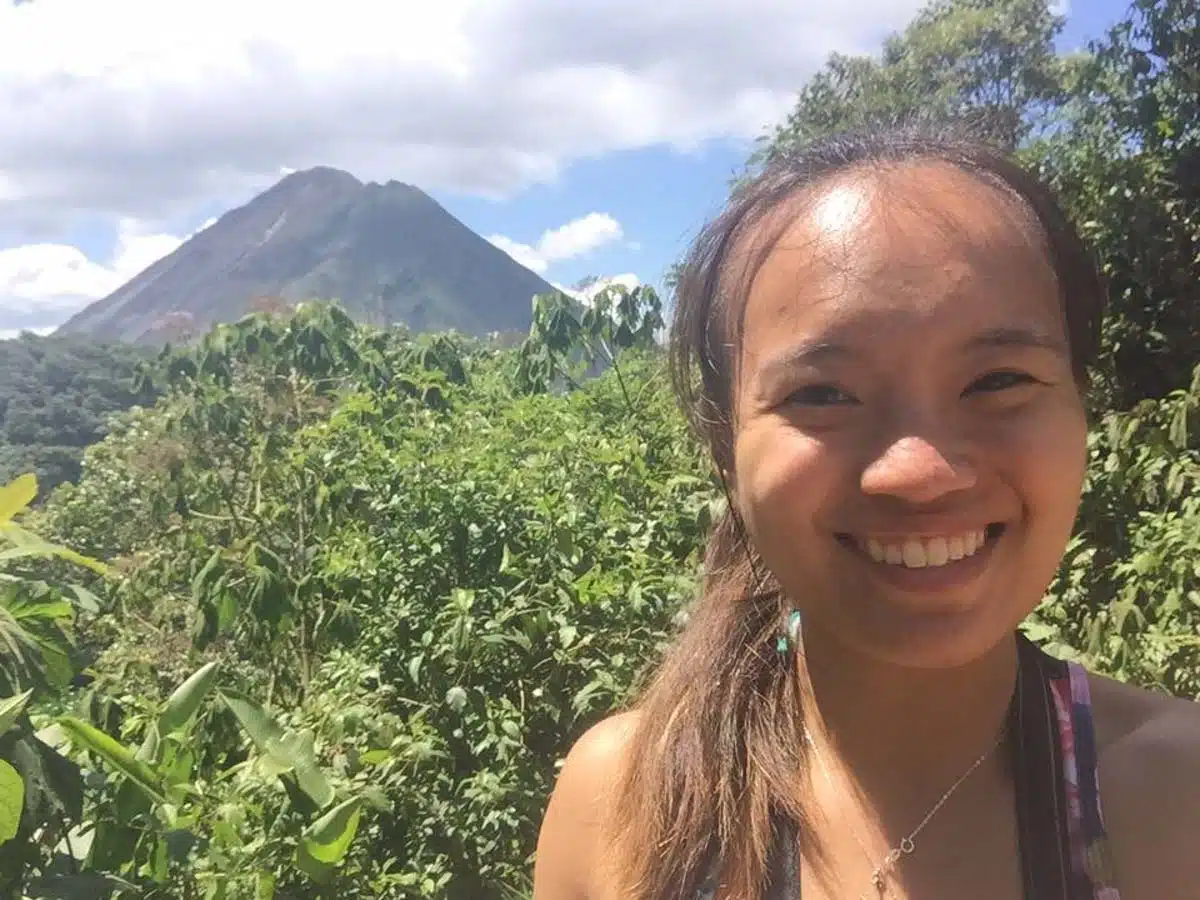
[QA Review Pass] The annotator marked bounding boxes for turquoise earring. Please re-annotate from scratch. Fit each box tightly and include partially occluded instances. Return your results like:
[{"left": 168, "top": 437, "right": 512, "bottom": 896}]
[{"left": 776, "top": 609, "right": 803, "bottom": 658}]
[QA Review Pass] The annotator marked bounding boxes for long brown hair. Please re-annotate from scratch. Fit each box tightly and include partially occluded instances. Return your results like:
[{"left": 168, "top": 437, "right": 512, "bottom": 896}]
[{"left": 604, "top": 124, "right": 1106, "bottom": 900}]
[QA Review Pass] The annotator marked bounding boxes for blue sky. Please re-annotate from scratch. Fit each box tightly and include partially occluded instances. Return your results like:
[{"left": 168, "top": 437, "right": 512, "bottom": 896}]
[
  {"left": 431, "top": 0, "right": 1131, "bottom": 297},
  {"left": 0, "top": 0, "right": 1134, "bottom": 336}
]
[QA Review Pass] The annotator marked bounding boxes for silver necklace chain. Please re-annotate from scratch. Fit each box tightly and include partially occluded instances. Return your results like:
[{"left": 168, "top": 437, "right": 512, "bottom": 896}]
[{"left": 801, "top": 724, "right": 1006, "bottom": 899}]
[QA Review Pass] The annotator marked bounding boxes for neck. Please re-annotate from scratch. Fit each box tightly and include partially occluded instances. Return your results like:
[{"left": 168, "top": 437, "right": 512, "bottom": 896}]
[{"left": 797, "top": 628, "right": 1015, "bottom": 804}]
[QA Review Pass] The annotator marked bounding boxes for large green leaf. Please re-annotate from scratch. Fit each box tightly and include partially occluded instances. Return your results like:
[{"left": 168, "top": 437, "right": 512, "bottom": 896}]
[
  {"left": 57, "top": 716, "right": 166, "bottom": 805},
  {"left": 0, "top": 474, "right": 37, "bottom": 525},
  {"left": 136, "top": 725, "right": 160, "bottom": 764},
  {"left": 158, "top": 660, "right": 220, "bottom": 735},
  {"left": 7, "top": 733, "right": 84, "bottom": 824},
  {"left": 220, "top": 692, "right": 333, "bottom": 807},
  {"left": 66, "top": 583, "right": 102, "bottom": 614},
  {"left": 0, "top": 586, "right": 75, "bottom": 691},
  {"left": 0, "top": 522, "right": 110, "bottom": 576},
  {"left": 296, "top": 795, "right": 363, "bottom": 883},
  {"left": 0, "top": 758, "right": 23, "bottom": 845},
  {"left": 0, "top": 688, "right": 32, "bottom": 736}
]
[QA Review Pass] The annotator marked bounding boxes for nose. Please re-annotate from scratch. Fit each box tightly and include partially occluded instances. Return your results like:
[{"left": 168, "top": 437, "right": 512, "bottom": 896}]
[{"left": 860, "top": 434, "right": 977, "bottom": 504}]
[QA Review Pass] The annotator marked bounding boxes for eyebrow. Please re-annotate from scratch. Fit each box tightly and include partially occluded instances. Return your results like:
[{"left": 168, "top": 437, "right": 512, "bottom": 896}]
[
  {"left": 755, "top": 325, "right": 1067, "bottom": 380},
  {"left": 755, "top": 342, "right": 851, "bottom": 383},
  {"left": 967, "top": 326, "right": 1068, "bottom": 354}
]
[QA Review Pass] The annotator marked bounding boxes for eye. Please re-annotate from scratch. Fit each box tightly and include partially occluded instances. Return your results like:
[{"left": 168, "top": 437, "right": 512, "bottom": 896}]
[
  {"left": 966, "top": 370, "right": 1041, "bottom": 395},
  {"left": 784, "top": 384, "right": 859, "bottom": 407}
]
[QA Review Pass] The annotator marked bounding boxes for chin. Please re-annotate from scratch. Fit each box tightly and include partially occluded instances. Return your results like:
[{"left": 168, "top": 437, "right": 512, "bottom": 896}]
[{"left": 847, "top": 602, "right": 1020, "bottom": 671}]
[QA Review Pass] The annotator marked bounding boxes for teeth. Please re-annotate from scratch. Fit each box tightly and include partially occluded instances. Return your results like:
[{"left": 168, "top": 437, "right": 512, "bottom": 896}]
[
  {"left": 926, "top": 537, "right": 950, "bottom": 566},
  {"left": 857, "top": 529, "right": 990, "bottom": 569}
]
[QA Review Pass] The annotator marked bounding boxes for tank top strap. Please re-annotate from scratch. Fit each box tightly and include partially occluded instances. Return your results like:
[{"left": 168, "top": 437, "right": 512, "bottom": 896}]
[
  {"left": 1012, "top": 633, "right": 1075, "bottom": 899},
  {"left": 1047, "top": 657, "right": 1123, "bottom": 899}
]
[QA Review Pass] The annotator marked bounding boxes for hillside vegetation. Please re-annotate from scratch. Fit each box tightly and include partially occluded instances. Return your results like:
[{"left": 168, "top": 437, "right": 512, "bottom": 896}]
[
  {"left": 0, "top": 334, "right": 158, "bottom": 498},
  {"left": 1, "top": 0, "right": 1198, "bottom": 897}
]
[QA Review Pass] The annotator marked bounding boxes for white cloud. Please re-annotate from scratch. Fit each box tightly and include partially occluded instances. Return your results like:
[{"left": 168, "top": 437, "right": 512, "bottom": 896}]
[
  {"left": 487, "top": 236, "right": 547, "bottom": 274},
  {"left": 0, "top": 0, "right": 926, "bottom": 232},
  {"left": 0, "top": 326, "right": 56, "bottom": 341},
  {"left": 489, "top": 212, "right": 624, "bottom": 274},
  {"left": 540, "top": 214, "right": 624, "bottom": 262},
  {"left": 0, "top": 244, "right": 122, "bottom": 313},
  {"left": 0, "top": 218, "right": 201, "bottom": 330},
  {"left": 556, "top": 273, "right": 641, "bottom": 305}
]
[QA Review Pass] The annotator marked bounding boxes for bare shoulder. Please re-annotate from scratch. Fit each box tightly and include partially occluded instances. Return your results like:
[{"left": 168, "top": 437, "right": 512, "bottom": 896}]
[
  {"left": 531, "top": 711, "right": 642, "bottom": 900},
  {"left": 1088, "top": 672, "right": 1200, "bottom": 899}
]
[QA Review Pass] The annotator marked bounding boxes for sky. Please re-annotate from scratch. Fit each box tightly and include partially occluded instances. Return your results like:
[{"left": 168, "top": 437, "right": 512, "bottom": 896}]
[{"left": 0, "top": 0, "right": 1133, "bottom": 339}]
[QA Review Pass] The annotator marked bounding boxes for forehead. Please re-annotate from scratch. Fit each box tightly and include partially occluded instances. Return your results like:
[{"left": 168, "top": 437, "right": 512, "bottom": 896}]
[{"left": 736, "top": 162, "right": 1065, "bottom": 365}]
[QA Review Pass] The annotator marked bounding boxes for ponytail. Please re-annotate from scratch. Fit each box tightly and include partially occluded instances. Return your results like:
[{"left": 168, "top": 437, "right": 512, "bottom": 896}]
[{"left": 604, "top": 509, "right": 811, "bottom": 900}]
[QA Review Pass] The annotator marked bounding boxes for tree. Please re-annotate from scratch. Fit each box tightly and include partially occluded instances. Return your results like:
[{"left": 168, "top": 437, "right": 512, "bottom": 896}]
[
  {"left": 758, "top": 0, "right": 1071, "bottom": 164},
  {"left": 1028, "top": 0, "right": 1200, "bottom": 409},
  {"left": 0, "top": 333, "right": 159, "bottom": 497}
]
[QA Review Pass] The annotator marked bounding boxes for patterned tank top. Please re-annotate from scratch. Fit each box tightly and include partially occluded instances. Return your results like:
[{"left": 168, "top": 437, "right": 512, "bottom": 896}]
[
  {"left": 1049, "top": 653, "right": 1121, "bottom": 899},
  {"left": 695, "top": 634, "right": 1122, "bottom": 899}
]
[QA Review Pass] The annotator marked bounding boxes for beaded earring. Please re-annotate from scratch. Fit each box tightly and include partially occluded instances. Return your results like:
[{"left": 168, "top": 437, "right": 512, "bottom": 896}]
[{"left": 776, "top": 609, "right": 803, "bottom": 659}]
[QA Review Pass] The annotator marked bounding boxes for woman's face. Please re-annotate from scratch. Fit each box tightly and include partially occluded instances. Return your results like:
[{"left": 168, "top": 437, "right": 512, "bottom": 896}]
[{"left": 730, "top": 162, "right": 1088, "bottom": 669}]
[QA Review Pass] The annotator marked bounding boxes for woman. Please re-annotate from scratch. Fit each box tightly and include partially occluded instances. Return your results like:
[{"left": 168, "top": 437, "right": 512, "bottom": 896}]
[{"left": 531, "top": 127, "right": 1200, "bottom": 900}]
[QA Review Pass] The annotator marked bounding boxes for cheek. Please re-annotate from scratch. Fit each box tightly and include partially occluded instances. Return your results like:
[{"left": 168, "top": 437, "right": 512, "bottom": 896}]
[
  {"left": 985, "top": 399, "right": 1088, "bottom": 525},
  {"left": 732, "top": 421, "right": 835, "bottom": 543}
]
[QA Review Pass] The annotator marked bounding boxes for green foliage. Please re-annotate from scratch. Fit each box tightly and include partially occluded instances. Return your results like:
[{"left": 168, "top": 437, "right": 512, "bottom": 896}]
[
  {"left": 9, "top": 291, "right": 705, "bottom": 896},
  {"left": 0, "top": 757, "right": 22, "bottom": 845},
  {"left": 1029, "top": 365, "right": 1200, "bottom": 695},
  {"left": 0, "top": 474, "right": 107, "bottom": 700},
  {"left": 0, "top": 334, "right": 158, "bottom": 497},
  {"left": 758, "top": 0, "right": 1070, "bottom": 161},
  {"left": 1024, "top": 0, "right": 1200, "bottom": 410},
  {"left": 515, "top": 283, "right": 664, "bottom": 394},
  {"left": 0, "top": 473, "right": 102, "bottom": 889},
  {"left": 0, "top": 474, "right": 394, "bottom": 897}
]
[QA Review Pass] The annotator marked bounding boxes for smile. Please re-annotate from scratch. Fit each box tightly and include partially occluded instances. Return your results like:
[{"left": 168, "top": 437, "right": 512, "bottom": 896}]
[
  {"left": 858, "top": 529, "right": 989, "bottom": 568},
  {"left": 836, "top": 524, "right": 1007, "bottom": 569},
  {"left": 834, "top": 524, "right": 1006, "bottom": 593}
]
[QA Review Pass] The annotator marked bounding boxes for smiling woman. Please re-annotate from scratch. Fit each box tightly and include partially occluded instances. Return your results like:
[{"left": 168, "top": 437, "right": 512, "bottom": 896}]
[{"left": 530, "top": 126, "right": 1200, "bottom": 900}]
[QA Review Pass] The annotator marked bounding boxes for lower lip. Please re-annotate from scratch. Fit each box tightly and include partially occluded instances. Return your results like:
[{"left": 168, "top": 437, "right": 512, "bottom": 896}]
[{"left": 839, "top": 531, "right": 1001, "bottom": 594}]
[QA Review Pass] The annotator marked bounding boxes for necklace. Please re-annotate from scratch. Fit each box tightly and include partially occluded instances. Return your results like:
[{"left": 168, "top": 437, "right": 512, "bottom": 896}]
[{"left": 801, "top": 724, "right": 1006, "bottom": 899}]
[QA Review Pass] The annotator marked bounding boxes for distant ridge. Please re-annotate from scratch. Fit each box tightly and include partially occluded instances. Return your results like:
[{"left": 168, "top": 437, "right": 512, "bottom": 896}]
[{"left": 57, "top": 167, "right": 555, "bottom": 343}]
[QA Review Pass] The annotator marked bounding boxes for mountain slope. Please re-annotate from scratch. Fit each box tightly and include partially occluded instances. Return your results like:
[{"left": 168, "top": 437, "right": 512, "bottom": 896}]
[{"left": 57, "top": 167, "right": 554, "bottom": 342}]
